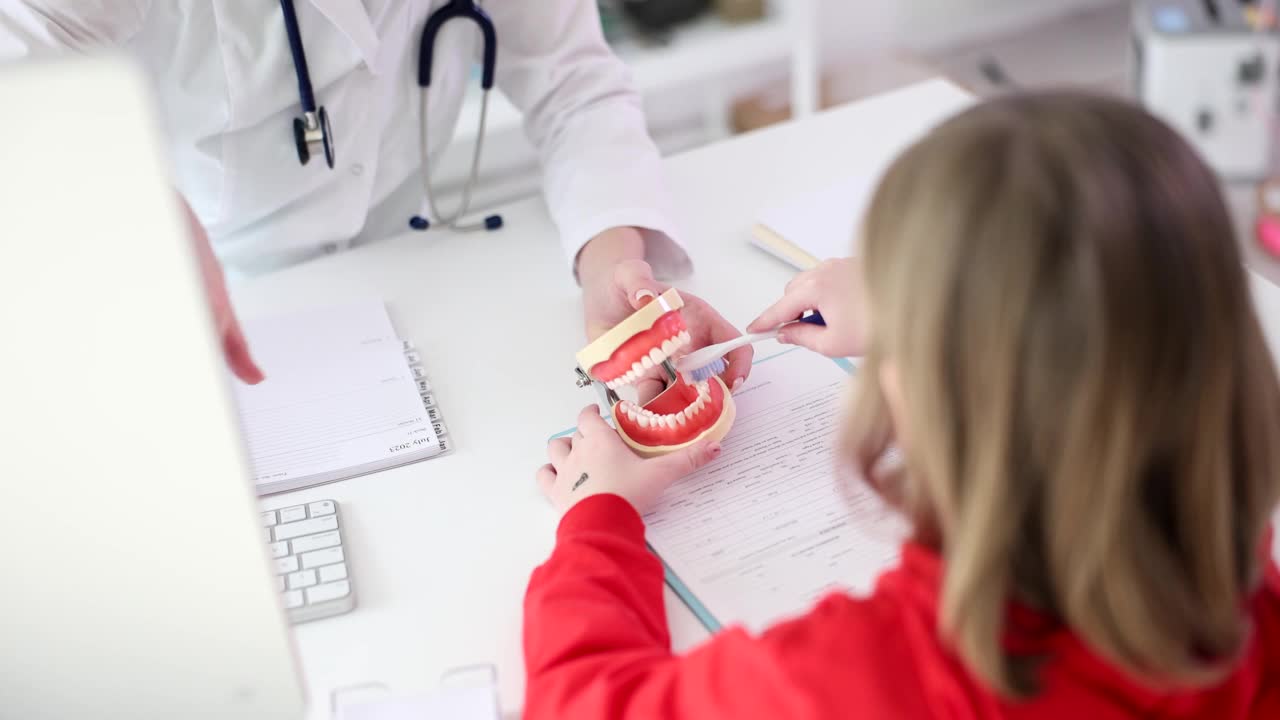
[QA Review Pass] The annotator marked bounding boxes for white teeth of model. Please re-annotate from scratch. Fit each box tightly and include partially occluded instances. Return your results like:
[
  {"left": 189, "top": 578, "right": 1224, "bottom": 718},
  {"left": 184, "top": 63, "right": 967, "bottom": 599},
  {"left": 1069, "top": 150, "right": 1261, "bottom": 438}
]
[
  {"left": 641, "top": 356, "right": 654, "bottom": 370},
  {"left": 662, "top": 415, "right": 675, "bottom": 429},
  {"left": 648, "top": 347, "right": 664, "bottom": 365},
  {"left": 679, "top": 331, "right": 691, "bottom": 345},
  {"left": 675, "top": 410, "right": 687, "bottom": 425},
  {"left": 632, "top": 361, "right": 646, "bottom": 375},
  {"left": 637, "top": 414, "right": 650, "bottom": 428},
  {"left": 628, "top": 408, "right": 639, "bottom": 423},
  {"left": 661, "top": 339, "right": 676, "bottom": 357},
  {"left": 626, "top": 370, "right": 638, "bottom": 385}
]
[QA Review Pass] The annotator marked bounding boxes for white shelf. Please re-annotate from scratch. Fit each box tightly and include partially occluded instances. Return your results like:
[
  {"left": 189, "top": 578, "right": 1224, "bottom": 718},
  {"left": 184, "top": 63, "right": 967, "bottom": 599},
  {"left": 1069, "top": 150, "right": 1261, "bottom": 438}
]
[{"left": 454, "top": 9, "right": 794, "bottom": 142}]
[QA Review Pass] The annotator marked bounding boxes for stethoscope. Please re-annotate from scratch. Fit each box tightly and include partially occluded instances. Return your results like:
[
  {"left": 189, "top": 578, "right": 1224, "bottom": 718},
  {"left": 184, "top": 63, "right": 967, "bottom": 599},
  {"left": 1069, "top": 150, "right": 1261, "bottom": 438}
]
[{"left": 279, "top": 0, "right": 503, "bottom": 234}]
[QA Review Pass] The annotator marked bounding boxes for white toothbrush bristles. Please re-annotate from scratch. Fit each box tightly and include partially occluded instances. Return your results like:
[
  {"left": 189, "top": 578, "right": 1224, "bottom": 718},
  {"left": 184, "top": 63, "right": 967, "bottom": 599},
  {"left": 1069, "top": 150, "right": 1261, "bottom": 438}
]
[{"left": 685, "top": 357, "right": 726, "bottom": 384}]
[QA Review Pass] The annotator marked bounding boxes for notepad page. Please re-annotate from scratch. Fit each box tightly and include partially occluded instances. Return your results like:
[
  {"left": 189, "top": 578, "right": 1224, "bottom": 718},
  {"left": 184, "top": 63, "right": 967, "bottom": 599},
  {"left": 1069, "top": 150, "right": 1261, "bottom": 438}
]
[
  {"left": 754, "top": 173, "right": 878, "bottom": 266},
  {"left": 644, "top": 350, "right": 906, "bottom": 633},
  {"left": 232, "top": 301, "right": 439, "bottom": 491},
  {"left": 752, "top": 80, "right": 975, "bottom": 268}
]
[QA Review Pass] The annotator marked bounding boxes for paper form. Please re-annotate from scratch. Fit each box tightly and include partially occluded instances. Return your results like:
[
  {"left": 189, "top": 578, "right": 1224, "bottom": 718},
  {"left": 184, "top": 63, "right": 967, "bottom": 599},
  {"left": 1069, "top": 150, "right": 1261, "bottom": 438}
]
[
  {"left": 644, "top": 349, "right": 907, "bottom": 633},
  {"left": 232, "top": 300, "right": 440, "bottom": 492}
]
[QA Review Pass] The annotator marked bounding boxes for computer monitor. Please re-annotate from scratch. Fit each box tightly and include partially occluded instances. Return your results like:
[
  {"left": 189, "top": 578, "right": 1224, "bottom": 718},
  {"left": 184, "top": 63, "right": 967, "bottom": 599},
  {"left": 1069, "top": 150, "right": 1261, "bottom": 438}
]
[{"left": 0, "top": 55, "right": 305, "bottom": 719}]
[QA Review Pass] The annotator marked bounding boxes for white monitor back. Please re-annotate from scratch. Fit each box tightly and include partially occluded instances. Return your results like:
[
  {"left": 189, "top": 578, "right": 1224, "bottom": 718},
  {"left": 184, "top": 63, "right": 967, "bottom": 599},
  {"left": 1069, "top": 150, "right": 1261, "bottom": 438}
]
[{"left": 0, "top": 56, "right": 304, "bottom": 719}]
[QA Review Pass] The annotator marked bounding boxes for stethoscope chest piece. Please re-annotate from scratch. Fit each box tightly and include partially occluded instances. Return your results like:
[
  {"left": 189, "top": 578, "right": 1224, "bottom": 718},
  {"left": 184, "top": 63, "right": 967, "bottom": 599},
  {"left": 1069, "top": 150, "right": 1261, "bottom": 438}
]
[{"left": 293, "top": 107, "right": 335, "bottom": 169}]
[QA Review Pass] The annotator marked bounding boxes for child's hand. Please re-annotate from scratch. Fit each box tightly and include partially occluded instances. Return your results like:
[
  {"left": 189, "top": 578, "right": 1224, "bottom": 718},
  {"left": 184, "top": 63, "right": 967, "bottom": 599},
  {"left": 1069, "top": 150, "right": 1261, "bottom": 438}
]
[
  {"left": 537, "top": 405, "right": 722, "bottom": 515},
  {"left": 748, "top": 258, "right": 867, "bottom": 358}
]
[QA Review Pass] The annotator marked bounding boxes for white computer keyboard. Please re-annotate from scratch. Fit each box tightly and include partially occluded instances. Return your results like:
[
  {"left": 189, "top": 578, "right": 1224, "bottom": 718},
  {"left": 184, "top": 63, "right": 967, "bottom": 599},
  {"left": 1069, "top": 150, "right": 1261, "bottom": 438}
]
[{"left": 261, "top": 499, "right": 355, "bottom": 623}]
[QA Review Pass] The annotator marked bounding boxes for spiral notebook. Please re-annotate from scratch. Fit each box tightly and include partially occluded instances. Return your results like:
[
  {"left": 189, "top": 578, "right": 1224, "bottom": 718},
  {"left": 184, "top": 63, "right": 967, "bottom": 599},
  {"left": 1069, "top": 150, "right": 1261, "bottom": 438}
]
[{"left": 231, "top": 300, "right": 450, "bottom": 496}]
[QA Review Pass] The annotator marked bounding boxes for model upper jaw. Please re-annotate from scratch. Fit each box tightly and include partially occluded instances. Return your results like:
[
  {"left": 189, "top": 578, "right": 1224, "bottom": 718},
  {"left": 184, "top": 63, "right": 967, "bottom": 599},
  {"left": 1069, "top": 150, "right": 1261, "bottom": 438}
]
[{"left": 576, "top": 288, "right": 736, "bottom": 458}]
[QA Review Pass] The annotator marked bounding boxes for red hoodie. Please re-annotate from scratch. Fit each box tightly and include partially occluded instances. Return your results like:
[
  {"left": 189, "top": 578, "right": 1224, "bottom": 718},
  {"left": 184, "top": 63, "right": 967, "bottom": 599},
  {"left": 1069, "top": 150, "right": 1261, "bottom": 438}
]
[{"left": 524, "top": 494, "right": 1280, "bottom": 719}]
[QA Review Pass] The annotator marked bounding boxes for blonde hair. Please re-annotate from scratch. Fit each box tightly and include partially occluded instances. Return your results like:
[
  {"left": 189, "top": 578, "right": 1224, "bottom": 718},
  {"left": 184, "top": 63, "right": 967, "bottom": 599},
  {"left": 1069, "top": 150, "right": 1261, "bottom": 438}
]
[{"left": 844, "top": 91, "right": 1280, "bottom": 696}]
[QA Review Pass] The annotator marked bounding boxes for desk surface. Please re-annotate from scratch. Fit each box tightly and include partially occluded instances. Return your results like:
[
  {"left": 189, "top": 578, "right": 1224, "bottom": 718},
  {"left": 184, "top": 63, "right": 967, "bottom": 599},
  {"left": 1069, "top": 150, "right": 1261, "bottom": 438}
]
[{"left": 235, "top": 79, "right": 1280, "bottom": 718}]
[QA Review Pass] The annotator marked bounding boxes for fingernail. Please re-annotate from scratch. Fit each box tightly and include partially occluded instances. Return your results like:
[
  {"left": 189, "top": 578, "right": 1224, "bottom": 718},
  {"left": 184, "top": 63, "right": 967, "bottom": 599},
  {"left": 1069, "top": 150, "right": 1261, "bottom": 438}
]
[
  {"left": 731, "top": 377, "right": 744, "bottom": 393},
  {"left": 634, "top": 288, "right": 657, "bottom": 303},
  {"left": 776, "top": 332, "right": 792, "bottom": 345}
]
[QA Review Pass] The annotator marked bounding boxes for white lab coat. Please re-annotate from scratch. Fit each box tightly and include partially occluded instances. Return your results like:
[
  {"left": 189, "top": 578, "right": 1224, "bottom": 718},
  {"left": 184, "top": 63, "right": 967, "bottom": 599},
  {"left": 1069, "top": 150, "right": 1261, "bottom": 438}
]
[{"left": 0, "top": 0, "right": 690, "bottom": 279}]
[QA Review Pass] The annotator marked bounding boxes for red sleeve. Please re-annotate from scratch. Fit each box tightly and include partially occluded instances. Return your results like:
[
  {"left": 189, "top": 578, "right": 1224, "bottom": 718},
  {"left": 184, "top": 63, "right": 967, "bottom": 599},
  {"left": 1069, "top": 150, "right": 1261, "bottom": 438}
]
[{"left": 522, "top": 494, "right": 824, "bottom": 720}]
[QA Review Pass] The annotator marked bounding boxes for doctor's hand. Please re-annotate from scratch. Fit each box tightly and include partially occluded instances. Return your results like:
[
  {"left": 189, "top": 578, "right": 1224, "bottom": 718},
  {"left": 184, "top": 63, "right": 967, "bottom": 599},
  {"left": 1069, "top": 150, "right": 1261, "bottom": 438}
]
[
  {"left": 578, "top": 230, "right": 752, "bottom": 403},
  {"left": 182, "top": 198, "right": 265, "bottom": 385},
  {"left": 537, "top": 405, "right": 721, "bottom": 515},
  {"left": 748, "top": 258, "right": 868, "bottom": 358}
]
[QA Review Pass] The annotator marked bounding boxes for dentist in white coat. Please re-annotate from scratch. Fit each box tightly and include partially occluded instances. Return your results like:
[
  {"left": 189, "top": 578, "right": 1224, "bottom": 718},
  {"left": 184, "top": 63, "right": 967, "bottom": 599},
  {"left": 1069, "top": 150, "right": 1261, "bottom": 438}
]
[{"left": 0, "top": 1, "right": 752, "bottom": 394}]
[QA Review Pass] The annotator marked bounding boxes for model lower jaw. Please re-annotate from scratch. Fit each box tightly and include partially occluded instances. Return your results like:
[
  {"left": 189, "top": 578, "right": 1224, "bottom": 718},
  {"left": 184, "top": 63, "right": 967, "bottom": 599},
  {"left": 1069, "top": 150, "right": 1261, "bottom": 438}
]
[{"left": 611, "top": 376, "right": 735, "bottom": 458}]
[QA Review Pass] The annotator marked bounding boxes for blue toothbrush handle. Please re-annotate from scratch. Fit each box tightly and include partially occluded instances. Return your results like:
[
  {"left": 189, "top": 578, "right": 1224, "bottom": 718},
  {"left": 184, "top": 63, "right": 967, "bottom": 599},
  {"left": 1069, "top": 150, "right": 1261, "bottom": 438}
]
[{"left": 795, "top": 311, "right": 826, "bottom": 326}]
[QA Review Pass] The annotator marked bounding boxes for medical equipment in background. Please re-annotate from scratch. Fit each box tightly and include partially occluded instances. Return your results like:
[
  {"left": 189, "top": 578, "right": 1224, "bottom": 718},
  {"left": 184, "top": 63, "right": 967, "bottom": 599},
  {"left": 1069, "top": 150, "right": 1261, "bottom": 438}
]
[
  {"left": 1256, "top": 178, "right": 1280, "bottom": 256},
  {"left": 618, "top": 0, "right": 710, "bottom": 33},
  {"left": 1132, "top": 0, "right": 1280, "bottom": 179},
  {"left": 280, "top": 0, "right": 503, "bottom": 233}
]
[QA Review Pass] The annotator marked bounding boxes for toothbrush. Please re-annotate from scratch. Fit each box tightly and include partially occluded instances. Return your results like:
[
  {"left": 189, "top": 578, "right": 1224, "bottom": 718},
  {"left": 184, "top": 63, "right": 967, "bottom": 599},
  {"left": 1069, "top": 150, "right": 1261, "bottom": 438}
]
[{"left": 676, "top": 312, "right": 825, "bottom": 383}]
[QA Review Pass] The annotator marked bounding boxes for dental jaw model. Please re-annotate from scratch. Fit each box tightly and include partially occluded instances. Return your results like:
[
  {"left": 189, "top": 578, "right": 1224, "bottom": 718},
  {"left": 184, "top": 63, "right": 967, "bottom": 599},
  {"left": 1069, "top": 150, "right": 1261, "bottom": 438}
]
[{"left": 575, "top": 289, "right": 736, "bottom": 457}]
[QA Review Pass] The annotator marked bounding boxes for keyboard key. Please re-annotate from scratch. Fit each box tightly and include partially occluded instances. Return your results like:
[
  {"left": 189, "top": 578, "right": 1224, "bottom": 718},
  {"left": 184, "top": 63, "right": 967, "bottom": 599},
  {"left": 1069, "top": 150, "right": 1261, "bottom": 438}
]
[
  {"left": 306, "top": 580, "right": 350, "bottom": 604},
  {"left": 264, "top": 528, "right": 273, "bottom": 543},
  {"left": 273, "top": 515, "right": 337, "bottom": 541},
  {"left": 318, "top": 563, "right": 348, "bottom": 583},
  {"left": 300, "top": 546, "right": 344, "bottom": 569},
  {"left": 265, "top": 498, "right": 353, "bottom": 623},
  {"left": 287, "top": 569, "right": 317, "bottom": 589},
  {"left": 274, "top": 555, "right": 299, "bottom": 575},
  {"left": 291, "top": 531, "right": 340, "bottom": 555}
]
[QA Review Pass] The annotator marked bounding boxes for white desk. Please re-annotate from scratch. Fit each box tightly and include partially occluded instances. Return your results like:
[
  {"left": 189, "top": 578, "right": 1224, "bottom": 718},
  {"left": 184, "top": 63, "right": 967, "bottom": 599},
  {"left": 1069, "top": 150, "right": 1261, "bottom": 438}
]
[{"left": 236, "top": 79, "right": 1280, "bottom": 718}]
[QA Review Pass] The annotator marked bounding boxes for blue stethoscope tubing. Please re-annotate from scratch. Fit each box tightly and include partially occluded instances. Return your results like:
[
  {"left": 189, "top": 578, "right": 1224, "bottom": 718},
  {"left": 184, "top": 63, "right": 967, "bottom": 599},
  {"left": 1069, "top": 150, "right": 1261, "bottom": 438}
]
[
  {"left": 280, "top": 0, "right": 334, "bottom": 169},
  {"left": 280, "top": 0, "right": 503, "bottom": 232}
]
